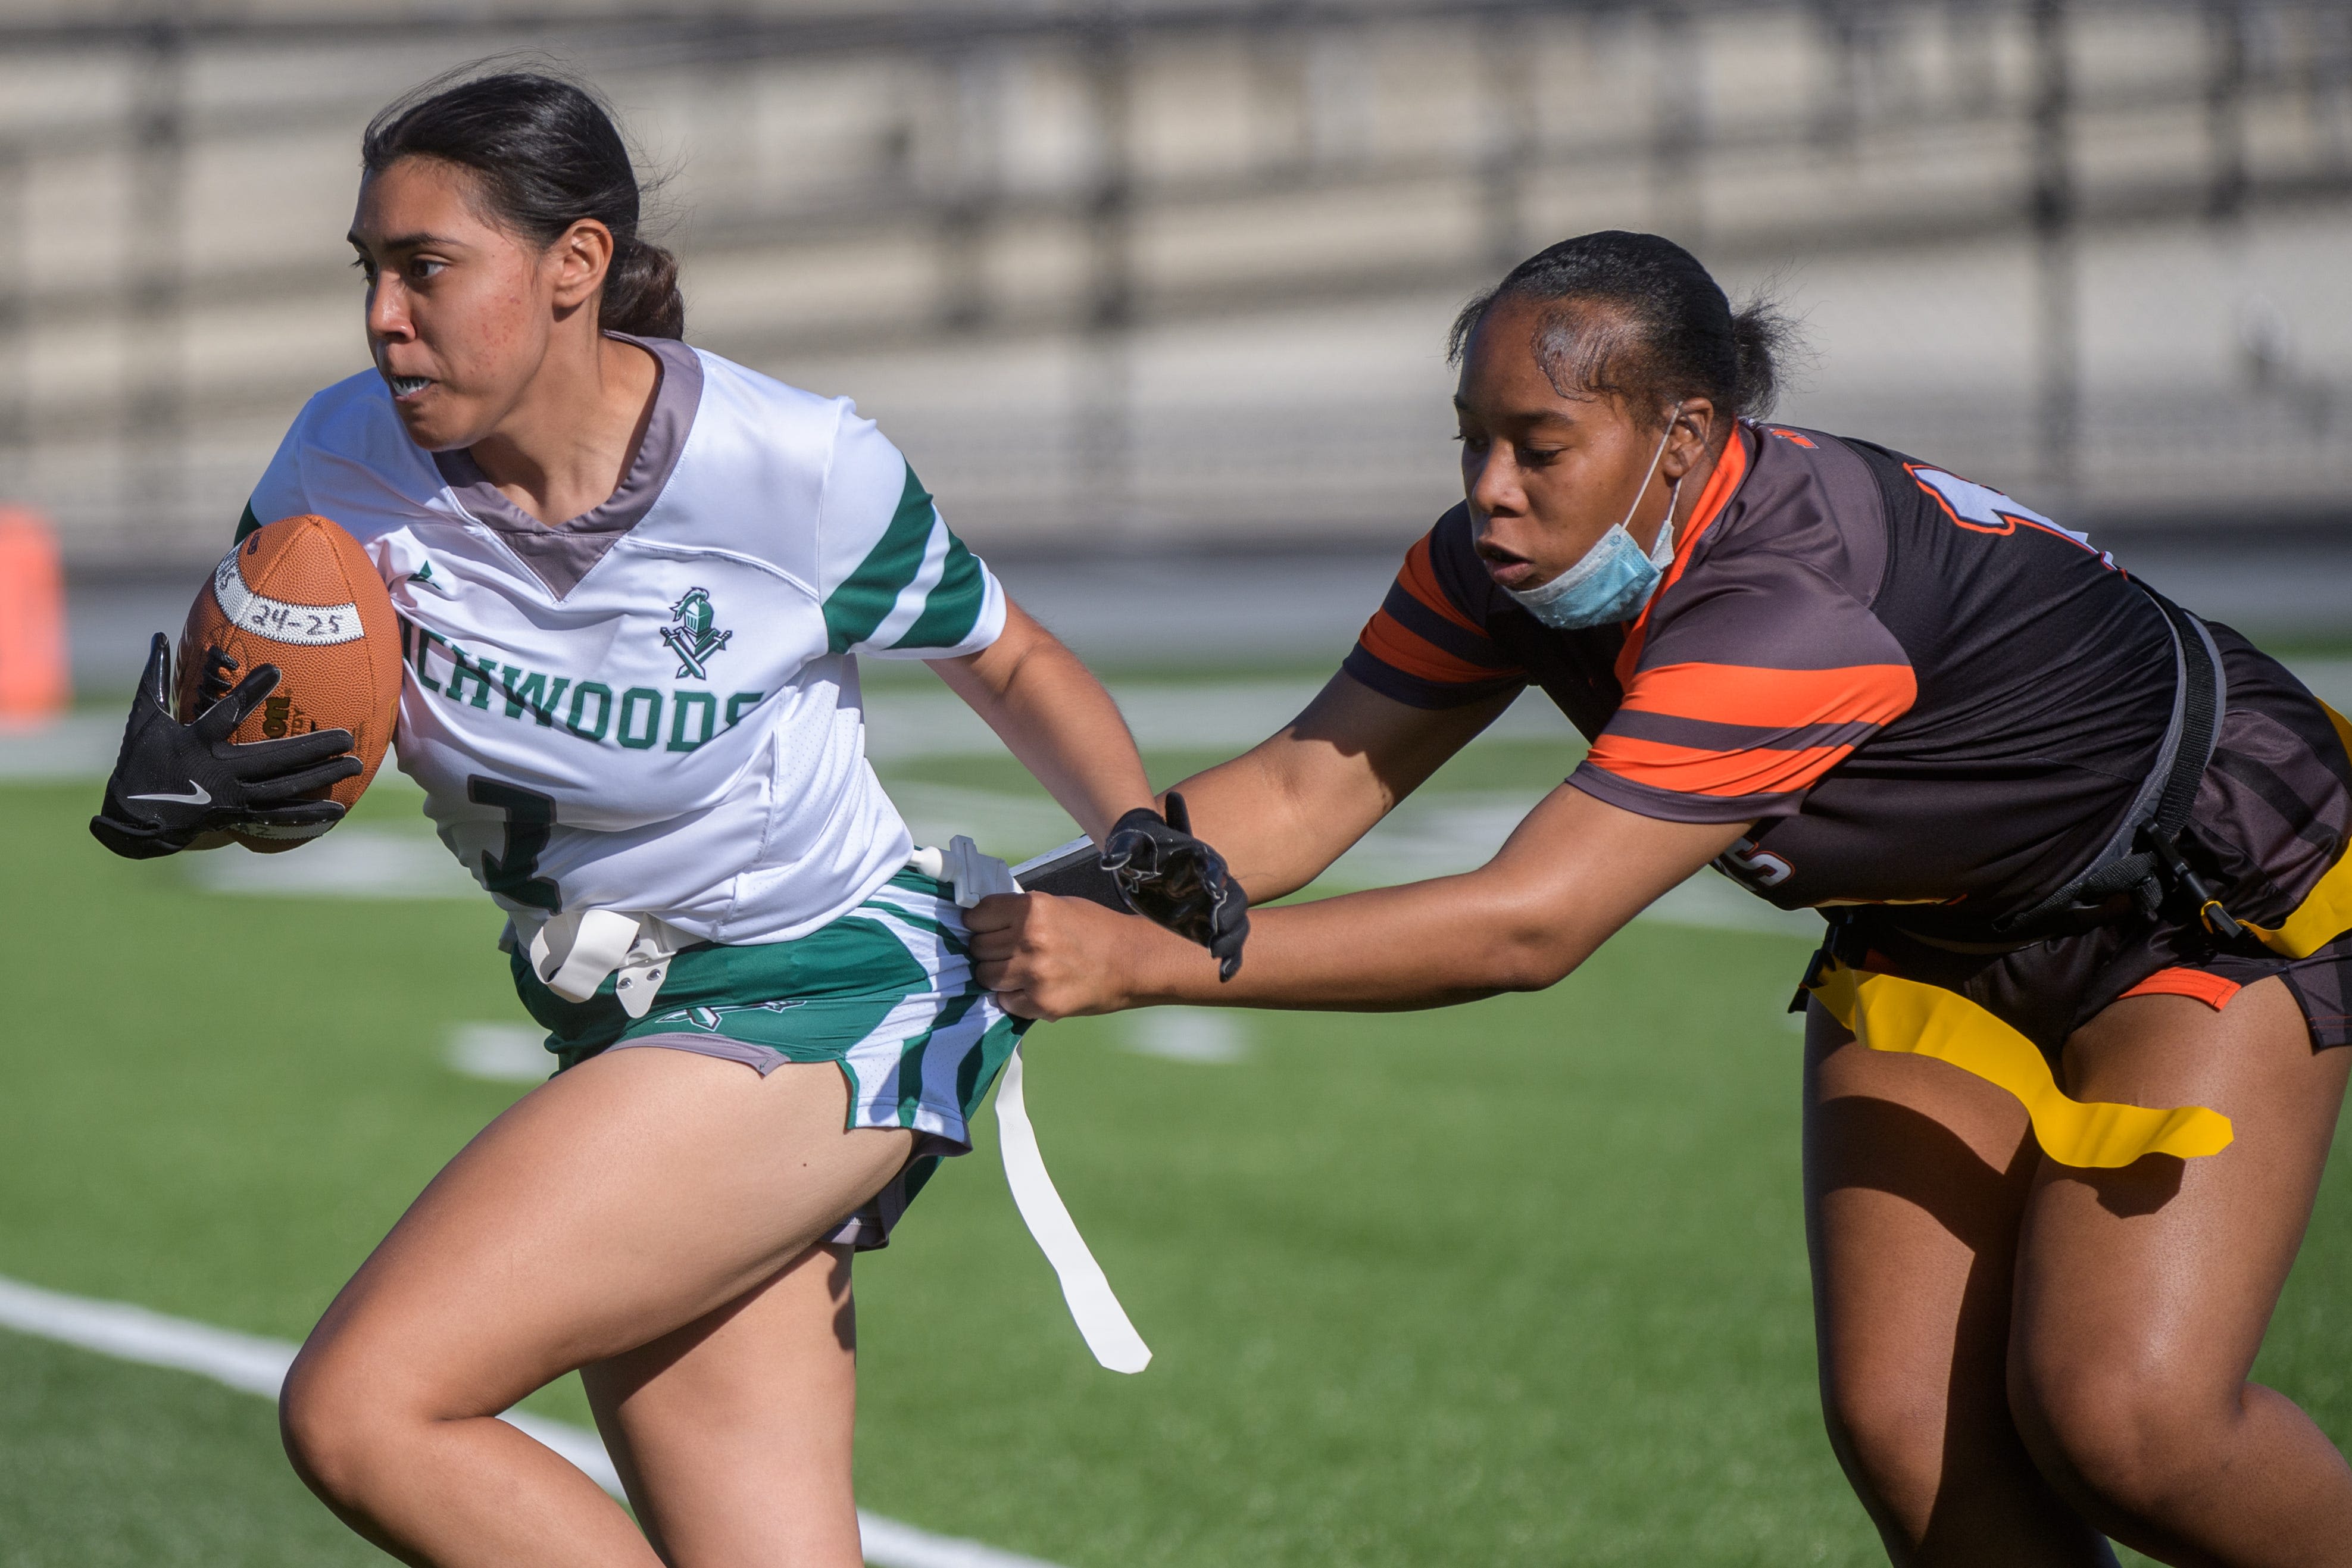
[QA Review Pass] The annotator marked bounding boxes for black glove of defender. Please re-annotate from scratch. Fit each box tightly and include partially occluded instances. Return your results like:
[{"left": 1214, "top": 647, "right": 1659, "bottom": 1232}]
[
  {"left": 1101, "top": 790, "right": 1250, "bottom": 981},
  {"left": 89, "top": 634, "right": 363, "bottom": 860}
]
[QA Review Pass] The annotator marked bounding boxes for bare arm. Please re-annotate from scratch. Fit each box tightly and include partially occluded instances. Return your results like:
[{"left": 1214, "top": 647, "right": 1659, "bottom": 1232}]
[
  {"left": 1157, "top": 670, "right": 1516, "bottom": 901},
  {"left": 927, "top": 598, "right": 1154, "bottom": 845},
  {"left": 970, "top": 783, "right": 1748, "bottom": 1016}
]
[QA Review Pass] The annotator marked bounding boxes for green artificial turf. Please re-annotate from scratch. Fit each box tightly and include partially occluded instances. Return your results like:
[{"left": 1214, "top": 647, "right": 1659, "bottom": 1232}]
[
  {"left": 3, "top": 770, "right": 2348, "bottom": 1566},
  {"left": 0, "top": 1330, "right": 380, "bottom": 1568},
  {"left": 883, "top": 734, "right": 1588, "bottom": 810}
]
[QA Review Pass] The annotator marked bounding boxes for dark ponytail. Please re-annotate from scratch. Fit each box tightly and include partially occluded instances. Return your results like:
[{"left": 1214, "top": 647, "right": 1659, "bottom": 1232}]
[
  {"left": 1729, "top": 301, "right": 1784, "bottom": 422},
  {"left": 599, "top": 236, "right": 685, "bottom": 341},
  {"left": 1449, "top": 231, "right": 1795, "bottom": 434},
  {"left": 362, "top": 68, "right": 684, "bottom": 339}
]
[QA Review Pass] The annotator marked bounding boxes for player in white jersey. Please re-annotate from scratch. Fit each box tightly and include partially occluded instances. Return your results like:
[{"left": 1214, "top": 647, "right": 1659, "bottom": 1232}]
[{"left": 88, "top": 70, "right": 1240, "bottom": 1568}]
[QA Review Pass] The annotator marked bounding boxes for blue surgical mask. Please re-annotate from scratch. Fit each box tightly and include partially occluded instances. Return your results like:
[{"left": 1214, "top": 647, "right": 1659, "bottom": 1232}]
[{"left": 1504, "top": 406, "right": 1683, "bottom": 630}]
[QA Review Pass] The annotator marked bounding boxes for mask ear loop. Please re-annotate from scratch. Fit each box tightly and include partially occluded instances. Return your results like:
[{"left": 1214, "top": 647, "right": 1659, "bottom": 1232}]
[{"left": 1644, "top": 402, "right": 1688, "bottom": 567}]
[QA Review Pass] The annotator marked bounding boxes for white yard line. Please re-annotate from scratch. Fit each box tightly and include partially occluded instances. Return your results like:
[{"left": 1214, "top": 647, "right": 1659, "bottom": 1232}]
[
  {"left": 186, "top": 824, "right": 479, "bottom": 899},
  {"left": 0, "top": 1274, "right": 1069, "bottom": 1568},
  {"left": 0, "top": 711, "right": 126, "bottom": 780},
  {"left": 861, "top": 676, "right": 1581, "bottom": 760}
]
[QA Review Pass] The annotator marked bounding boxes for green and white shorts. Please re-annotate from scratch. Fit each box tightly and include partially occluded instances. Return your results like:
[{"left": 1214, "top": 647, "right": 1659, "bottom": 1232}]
[{"left": 510, "top": 867, "right": 1027, "bottom": 1250}]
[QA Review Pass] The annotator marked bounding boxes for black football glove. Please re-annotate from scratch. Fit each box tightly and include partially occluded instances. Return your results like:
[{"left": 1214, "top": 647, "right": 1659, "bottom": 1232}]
[
  {"left": 1101, "top": 790, "right": 1250, "bottom": 981},
  {"left": 89, "top": 633, "right": 363, "bottom": 860}
]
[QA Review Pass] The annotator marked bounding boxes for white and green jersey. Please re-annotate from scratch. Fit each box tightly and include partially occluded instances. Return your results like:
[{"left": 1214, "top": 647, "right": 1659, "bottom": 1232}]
[{"left": 242, "top": 335, "right": 1006, "bottom": 945}]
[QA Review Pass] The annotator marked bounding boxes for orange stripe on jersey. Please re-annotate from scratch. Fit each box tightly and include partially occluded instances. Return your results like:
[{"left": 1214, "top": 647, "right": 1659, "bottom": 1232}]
[
  {"left": 1395, "top": 536, "right": 1486, "bottom": 636},
  {"left": 1356, "top": 605, "right": 1505, "bottom": 688},
  {"left": 1622, "top": 661, "right": 1917, "bottom": 729},
  {"left": 1616, "top": 428, "right": 1753, "bottom": 687},
  {"left": 1586, "top": 733, "right": 1859, "bottom": 798}
]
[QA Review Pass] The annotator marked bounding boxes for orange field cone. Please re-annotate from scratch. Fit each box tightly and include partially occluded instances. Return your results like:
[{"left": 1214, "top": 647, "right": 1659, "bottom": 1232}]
[{"left": 0, "top": 508, "right": 70, "bottom": 727}]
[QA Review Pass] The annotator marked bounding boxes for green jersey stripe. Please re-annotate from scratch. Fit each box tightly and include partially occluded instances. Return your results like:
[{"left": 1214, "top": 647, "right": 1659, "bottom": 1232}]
[
  {"left": 897, "top": 989, "right": 984, "bottom": 1126},
  {"left": 955, "top": 1019, "right": 1005, "bottom": 1117},
  {"left": 234, "top": 502, "right": 263, "bottom": 543},
  {"left": 861, "top": 885, "right": 974, "bottom": 959},
  {"left": 866, "top": 516, "right": 953, "bottom": 649},
  {"left": 830, "top": 914, "right": 948, "bottom": 991},
  {"left": 897, "top": 533, "right": 989, "bottom": 650},
  {"left": 823, "top": 464, "right": 938, "bottom": 654}
]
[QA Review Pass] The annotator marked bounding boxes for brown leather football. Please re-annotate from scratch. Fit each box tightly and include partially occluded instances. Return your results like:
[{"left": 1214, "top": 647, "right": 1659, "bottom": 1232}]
[{"left": 177, "top": 515, "right": 403, "bottom": 852}]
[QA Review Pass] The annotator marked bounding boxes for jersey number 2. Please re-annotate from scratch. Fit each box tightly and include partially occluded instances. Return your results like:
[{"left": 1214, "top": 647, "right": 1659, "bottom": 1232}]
[{"left": 468, "top": 776, "right": 561, "bottom": 912}]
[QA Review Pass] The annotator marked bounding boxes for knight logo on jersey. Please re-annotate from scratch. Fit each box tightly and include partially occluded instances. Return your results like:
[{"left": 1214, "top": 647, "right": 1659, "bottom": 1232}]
[
  {"left": 663, "top": 999, "right": 805, "bottom": 1032},
  {"left": 661, "top": 588, "right": 732, "bottom": 679}
]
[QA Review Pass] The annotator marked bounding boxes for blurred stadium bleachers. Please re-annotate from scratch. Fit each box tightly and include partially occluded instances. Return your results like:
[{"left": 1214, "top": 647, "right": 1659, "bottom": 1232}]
[{"left": 2, "top": 0, "right": 2348, "bottom": 663}]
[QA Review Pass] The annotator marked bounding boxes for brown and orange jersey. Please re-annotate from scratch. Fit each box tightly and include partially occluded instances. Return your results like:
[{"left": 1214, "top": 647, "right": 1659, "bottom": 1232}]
[{"left": 1342, "top": 422, "right": 2301, "bottom": 923}]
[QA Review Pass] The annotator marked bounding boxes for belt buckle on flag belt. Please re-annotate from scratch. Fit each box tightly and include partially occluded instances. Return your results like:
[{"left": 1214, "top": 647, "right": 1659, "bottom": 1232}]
[{"left": 1991, "top": 583, "right": 2239, "bottom": 946}]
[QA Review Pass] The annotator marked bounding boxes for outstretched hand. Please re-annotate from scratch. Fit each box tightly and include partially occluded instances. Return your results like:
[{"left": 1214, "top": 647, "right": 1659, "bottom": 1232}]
[
  {"left": 1100, "top": 790, "right": 1250, "bottom": 980},
  {"left": 970, "top": 890, "right": 1179, "bottom": 1020},
  {"left": 89, "top": 633, "right": 362, "bottom": 860}
]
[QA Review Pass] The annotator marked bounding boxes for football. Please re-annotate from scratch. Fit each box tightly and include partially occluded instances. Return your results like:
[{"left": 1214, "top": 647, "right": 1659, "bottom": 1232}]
[{"left": 177, "top": 514, "right": 403, "bottom": 851}]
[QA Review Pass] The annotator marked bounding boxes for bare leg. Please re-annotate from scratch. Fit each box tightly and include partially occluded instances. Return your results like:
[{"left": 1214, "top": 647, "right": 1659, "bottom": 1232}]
[
  {"left": 1804, "top": 1002, "right": 2118, "bottom": 1566},
  {"left": 2009, "top": 979, "right": 2352, "bottom": 1567},
  {"left": 583, "top": 1244, "right": 864, "bottom": 1568},
  {"left": 279, "top": 1050, "right": 912, "bottom": 1568}
]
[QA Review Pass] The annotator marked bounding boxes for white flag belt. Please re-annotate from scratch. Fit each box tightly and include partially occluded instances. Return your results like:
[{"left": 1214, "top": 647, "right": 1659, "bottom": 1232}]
[
  {"left": 910, "top": 837, "right": 1152, "bottom": 1375},
  {"left": 505, "top": 841, "right": 1149, "bottom": 1375}
]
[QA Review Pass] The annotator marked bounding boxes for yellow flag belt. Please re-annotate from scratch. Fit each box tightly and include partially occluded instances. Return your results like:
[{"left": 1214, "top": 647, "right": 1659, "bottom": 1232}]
[
  {"left": 1802, "top": 701, "right": 2352, "bottom": 1169},
  {"left": 1807, "top": 961, "right": 2235, "bottom": 1167}
]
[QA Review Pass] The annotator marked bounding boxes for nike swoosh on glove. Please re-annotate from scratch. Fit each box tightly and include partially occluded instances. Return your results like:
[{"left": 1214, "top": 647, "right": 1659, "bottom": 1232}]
[
  {"left": 89, "top": 633, "right": 364, "bottom": 860},
  {"left": 1100, "top": 790, "right": 1250, "bottom": 981}
]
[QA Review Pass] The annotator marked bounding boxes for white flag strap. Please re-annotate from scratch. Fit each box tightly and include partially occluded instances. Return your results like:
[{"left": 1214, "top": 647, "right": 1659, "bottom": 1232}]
[
  {"left": 992, "top": 1045, "right": 1152, "bottom": 1374},
  {"left": 911, "top": 837, "right": 1153, "bottom": 1375}
]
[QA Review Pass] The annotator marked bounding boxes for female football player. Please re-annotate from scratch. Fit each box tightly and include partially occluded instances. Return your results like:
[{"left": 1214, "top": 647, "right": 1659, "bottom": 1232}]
[
  {"left": 89, "top": 69, "right": 1235, "bottom": 1568},
  {"left": 975, "top": 230, "right": 2352, "bottom": 1564}
]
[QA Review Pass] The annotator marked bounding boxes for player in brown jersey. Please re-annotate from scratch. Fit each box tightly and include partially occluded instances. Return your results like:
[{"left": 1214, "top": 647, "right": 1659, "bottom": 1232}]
[{"left": 974, "top": 232, "right": 2352, "bottom": 1564}]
